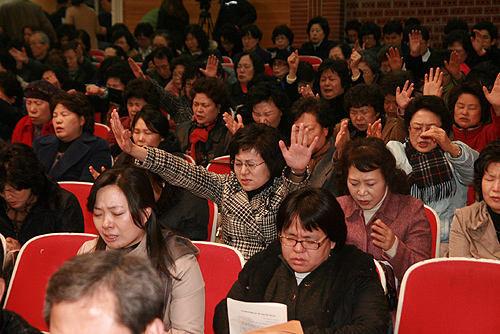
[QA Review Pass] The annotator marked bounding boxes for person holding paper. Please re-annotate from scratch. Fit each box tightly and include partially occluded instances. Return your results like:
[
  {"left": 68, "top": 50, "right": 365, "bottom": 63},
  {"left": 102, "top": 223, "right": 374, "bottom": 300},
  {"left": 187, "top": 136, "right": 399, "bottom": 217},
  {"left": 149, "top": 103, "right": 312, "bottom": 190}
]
[{"left": 213, "top": 187, "right": 389, "bottom": 333}]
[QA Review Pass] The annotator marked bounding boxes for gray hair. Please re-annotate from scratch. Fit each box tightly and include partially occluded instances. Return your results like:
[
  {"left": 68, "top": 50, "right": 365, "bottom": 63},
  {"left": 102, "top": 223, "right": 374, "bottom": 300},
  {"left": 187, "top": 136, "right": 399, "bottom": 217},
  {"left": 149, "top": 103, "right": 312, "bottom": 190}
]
[{"left": 33, "top": 30, "right": 50, "bottom": 47}]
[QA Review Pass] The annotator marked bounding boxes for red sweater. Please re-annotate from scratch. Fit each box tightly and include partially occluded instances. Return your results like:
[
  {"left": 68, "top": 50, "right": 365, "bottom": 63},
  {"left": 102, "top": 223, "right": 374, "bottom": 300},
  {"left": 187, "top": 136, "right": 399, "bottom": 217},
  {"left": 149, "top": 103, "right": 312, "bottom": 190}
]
[
  {"left": 11, "top": 116, "right": 54, "bottom": 147},
  {"left": 452, "top": 107, "right": 500, "bottom": 153}
]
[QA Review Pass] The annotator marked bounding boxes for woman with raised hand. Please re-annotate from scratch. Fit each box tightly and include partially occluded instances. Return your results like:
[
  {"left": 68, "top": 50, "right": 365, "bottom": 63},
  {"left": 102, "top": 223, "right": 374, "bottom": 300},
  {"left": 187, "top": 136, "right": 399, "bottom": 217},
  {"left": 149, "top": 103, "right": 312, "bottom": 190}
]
[{"left": 111, "top": 109, "right": 317, "bottom": 260}]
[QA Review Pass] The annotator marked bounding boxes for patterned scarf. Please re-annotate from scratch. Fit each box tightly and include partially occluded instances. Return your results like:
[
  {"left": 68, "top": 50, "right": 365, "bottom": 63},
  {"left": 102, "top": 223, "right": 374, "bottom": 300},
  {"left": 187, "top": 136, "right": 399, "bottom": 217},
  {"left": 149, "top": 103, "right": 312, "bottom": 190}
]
[
  {"left": 405, "top": 137, "right": 456, "bottom": 203},
  {"left": 189, "top": 119, "right": 216, "bottom": 163}
]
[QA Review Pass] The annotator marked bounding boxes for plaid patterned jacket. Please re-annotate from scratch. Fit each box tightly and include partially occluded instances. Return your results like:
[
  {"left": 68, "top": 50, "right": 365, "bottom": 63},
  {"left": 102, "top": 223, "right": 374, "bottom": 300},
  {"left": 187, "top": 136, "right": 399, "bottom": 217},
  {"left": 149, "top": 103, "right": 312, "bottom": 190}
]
[{"left": 137, "top": 147, "right": 309, "bottom": 260}]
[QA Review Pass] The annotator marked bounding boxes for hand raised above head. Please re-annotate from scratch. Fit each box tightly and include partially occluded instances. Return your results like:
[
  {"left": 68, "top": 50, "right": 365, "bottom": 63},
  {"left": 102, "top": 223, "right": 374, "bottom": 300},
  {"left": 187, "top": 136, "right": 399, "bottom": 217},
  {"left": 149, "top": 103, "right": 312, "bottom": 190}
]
[{"left": 279, "top": 123, "right": 318, "bottom": 173}]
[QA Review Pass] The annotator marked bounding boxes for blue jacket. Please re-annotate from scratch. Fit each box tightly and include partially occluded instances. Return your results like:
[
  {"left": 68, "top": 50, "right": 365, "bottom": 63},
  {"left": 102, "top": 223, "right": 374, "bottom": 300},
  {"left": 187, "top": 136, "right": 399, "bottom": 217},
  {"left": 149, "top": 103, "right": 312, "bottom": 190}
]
[{"left": 33, "top": 131, "right": 111, "bottom": 182}]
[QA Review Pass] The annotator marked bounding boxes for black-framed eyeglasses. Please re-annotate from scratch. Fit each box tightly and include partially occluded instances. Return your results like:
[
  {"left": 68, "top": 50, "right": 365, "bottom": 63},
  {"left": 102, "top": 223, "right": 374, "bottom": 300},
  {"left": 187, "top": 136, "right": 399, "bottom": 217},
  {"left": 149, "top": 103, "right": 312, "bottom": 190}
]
[{"left": 279, "top": 235, "right": 329, "bottom": 250}]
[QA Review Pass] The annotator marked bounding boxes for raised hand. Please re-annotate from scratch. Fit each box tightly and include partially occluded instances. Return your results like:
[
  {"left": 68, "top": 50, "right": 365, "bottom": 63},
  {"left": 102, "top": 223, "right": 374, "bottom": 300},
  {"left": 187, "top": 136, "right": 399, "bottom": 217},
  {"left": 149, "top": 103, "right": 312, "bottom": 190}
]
[
  {"left": 483, "top": 72, "right": 500, "bottom": 115},
  {"left": 471, "top": 29, "right": 486, "bottom": 56},
  {"left": 371, "top": 219, "right": 396, "bottom": 251},
  {"left": 387, "top": 47, "right": 403, "bottom": 71},
  {"left": 89, "top": 165, "right": 107, "bottom": 180},
  {"left": 200, "top": 54, "right": 219, "bottom": 78},
  {"left": 279, "top": 123, "right": 318, "bottom": 174},
  {"left": 223, "top": 112, "right": 244, "bottom": 135},
  {"left": 423, "top": 67, "right": 443, "bottom": 98},
  {"left": 334, "top": 119, "right": 349, "bottom": 156},
  {"left": 6, "top": 237, "right": 21, "bottom": 252},
  {"left": 299, "top": 84, "right": 319, "bottom": 99},
  {"left": 128, "top": 57, "right": 147, "bottom": 79},
  {"left": 395, "top": 80, "right": 414, "bottom": 111},
  {"left": 444, "top": 51, "right": 462, "bottom": 81},
  {"left": 409, "top": 30, "right": 423, "bottom": 57},
  {"left": 367, "top": 119, "right": 382, "bottom": 139},
  {"left": 9, "top": 47, "right": 28, "bottom": 67},
  {"left": 86, "top": 84, "right": 106, "bottom": 96},
  {"left": 349, "top": 50, "right": 362, "bottom": 74},
  {"left": 287, "top": 50, "right": 299, "bottom": 79}
]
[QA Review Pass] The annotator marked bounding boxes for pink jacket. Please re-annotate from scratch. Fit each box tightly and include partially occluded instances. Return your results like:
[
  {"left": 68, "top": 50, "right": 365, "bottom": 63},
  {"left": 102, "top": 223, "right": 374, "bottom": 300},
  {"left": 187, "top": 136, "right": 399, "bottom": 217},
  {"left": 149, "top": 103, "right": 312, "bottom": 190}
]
[{"left": 337, "top": 191, "right": 432, "bottom": 281}]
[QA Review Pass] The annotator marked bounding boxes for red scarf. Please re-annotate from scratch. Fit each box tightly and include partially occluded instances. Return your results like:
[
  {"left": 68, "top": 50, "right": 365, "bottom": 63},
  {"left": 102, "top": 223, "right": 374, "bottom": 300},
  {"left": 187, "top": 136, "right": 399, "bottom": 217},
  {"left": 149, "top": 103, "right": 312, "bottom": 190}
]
[{"left": 189, "top": 121, "right": 216, "bottom": 163}]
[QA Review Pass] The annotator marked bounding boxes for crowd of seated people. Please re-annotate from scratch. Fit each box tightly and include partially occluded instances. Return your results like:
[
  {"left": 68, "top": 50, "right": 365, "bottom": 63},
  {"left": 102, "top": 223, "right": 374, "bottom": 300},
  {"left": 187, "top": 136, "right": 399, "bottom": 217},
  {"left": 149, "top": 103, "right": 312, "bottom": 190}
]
[{"left": 1, "top": 9, "right": 500, "bottom": 333}]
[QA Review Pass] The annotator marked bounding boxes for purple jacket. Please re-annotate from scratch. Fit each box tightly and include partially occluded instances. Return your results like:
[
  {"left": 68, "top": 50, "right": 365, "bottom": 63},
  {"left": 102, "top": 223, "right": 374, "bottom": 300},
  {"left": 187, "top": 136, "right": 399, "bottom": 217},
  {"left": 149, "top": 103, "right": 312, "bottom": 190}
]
[{"left": 338, "top": 190, "right": 432, "bottom": 281}]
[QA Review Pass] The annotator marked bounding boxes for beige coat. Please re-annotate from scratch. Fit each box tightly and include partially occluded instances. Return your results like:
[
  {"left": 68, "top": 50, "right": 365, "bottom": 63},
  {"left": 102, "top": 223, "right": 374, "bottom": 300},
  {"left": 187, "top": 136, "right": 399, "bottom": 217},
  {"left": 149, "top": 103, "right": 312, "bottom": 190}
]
[
  {"left": 448, "top": 201, "right": 500, "bottom": 259},
  {"left": 65, "top": 4, "right": 100, "bottom": 49},
  {"left": 79, "top": 231, "right": 205, "bottom": 334}
]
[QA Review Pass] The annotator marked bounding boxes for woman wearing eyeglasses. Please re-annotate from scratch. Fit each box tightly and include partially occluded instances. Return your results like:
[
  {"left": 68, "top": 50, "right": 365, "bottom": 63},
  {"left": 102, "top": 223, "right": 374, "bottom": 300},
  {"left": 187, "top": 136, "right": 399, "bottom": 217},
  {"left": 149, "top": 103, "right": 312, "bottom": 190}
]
[
  {"left": 213, "top": 187, "right": 389, "bottom": 333},
  {"left": 111, "top": 112, "right": 317, "bottom": 261},
  {"left": 386, "top": 96, "right": 479, "bottom": 252}
]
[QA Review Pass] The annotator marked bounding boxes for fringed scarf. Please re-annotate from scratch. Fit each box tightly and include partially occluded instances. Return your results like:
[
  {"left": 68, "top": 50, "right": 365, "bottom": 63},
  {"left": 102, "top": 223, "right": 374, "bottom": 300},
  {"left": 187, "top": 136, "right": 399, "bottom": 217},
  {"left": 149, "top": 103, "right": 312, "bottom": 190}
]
[
  {"left": 189, "top": 119, "right": 216, "bottom": 163},
  {"left": 405, "top": 137, "right": 456, "bottom": 203}
]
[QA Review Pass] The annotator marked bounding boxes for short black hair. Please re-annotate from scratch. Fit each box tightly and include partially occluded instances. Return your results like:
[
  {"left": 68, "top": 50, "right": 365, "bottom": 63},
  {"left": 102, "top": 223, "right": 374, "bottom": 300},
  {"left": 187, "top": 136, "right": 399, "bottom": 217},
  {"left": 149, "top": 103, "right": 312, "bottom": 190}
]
[
  {"left": 444, "top": 18, "right": 469, "bottom": 35},
  {"left": 307, "top": 16, "right": 330, "bottom": 39},
  {"left": 131, "top": 104, "right": 169, "bottom": 138},
  {"left": 379, "top": 70, "right": 415, "bottom": 97},
  {"left": 105, "top": 63, "right": 135, "bottom": 87},
  {"left": 345, "top": 20, "right": 362, "bottom": 34},
  {"left": 104, "top": 45, "right": 128, "bottom": 60},
  {"left": 112, "top": 29, "right": 137, "bottom": 49},
  {"left": 0, "top": 71, "right": 23, "bottom": 107},
  {"left": 404, "top": 95, "right": 453, "bottom": 136},
  {"left": 240, "top": 24, "right": 263, "bottom": 42},
  {"left": 151, "top": 46, "right": 174, "bottom": 63},
  {"left": 344, "top": 83, "right": 385, "bottom": 117},
  {"left": 190, "top": 77, "right": 232, "bottom": 114},
  {"left": 315, "top": 58, "right": 351, "bottom": 91},
  {"left": 51, "top": 92, "right": 95, "bottom": 133},
  {"left": 335, "top": 137, "right": 409, "bottom": 195},
  {"left": 448, "top": 81, "right": 491, "bottom": 125},
  {"left": 272, "top": 24, "right": 294, "bottom": 45},
  {"left": 73, "top": 29, "right": 90, "bottom": 51},
  {"left": 359, "top": 21, "right": 382, "bottom": 42},
  {"left": 289, "top": 97, "right": 334, "bottom": 139},
  {"left": 134, "top": 22, "right": 154, "bottom": 38},
  {"left": 122, "top": 78, "right": 160, "bottom": 107},
  {"left": 246, "top": 82, "right": 290, "bottom": 117},
  {"left": 474, "top": 138, "right": 500, "bottom": 200},
  {"left": 328, "top": 42, "right": 352, "bottom": 60},
  {"left": 228, "top": 123, "right": 285, "bottom": 179},
  {"left": 383, "top": 20, "right": 403, "bottom": 35},
  {"left": 473, "top": 21, "right": 499, "bottom": 40},
  {"left": 443, "top": 30, "right": 474, "bottom": 56},
  {"left": 276, "top": 187, "right": 347, "bottom": 251}
]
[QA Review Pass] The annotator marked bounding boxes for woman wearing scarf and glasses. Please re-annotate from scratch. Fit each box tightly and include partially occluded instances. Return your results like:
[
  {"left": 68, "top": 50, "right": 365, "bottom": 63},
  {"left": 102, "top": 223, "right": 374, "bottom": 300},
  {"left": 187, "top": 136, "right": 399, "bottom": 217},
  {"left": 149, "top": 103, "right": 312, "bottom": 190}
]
[
  {"left": 386, "top": 96, "right": 479, "bottom": 253},
  {"left": 176, "top": 76, "right": 232, "bottom": 166}
]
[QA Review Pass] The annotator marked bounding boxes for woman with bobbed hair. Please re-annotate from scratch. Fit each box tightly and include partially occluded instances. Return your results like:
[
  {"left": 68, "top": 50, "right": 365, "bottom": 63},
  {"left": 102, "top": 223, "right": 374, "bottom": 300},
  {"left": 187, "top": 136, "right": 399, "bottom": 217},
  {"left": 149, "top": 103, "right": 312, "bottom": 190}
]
[
  {"left": 448, "top": 138, "right": 500, "bottom": 259},
  {"left": 267, "top": 24, "right": 295, "bottom": 57},
  {"left": 78, "top": 166, "right": 205, "bottom": 333},
  {"left": 0, "top": 143, "right": 84, "bottom": 251},
  {"left": 176, "top": 76, "right": 232, "bottom": 166},
  {"left": 111, "top": 112, "right": 317, "bottom": 260},
  {"left": 112, "top": 29, "right": 142, "bottom": 62},
  {"left": 299, "top": 16, "right": 335, "bottom": 60},
  {"left": 214, "top": 187, "right": 389, "bottom": 333},
  {"left": 183, "top": 24, "right": 222, "bottom": 63},
  {"left": 229, "top": 51, "right": 266, "bottom": 107},
  {"left": 33, "top": 92, "right": 112, "bottom": 182},
  {"left": 449, "top": 76, "right": 500, "bottom": 153},
  {"left": 387, "top": 96, "right": 479, "bottom": 249},
  {"left": 448, "top": 77, "right": 500, "bottom": 204},
  {"left": 336, "top": 137, "right": 432, "bottom": 282}
]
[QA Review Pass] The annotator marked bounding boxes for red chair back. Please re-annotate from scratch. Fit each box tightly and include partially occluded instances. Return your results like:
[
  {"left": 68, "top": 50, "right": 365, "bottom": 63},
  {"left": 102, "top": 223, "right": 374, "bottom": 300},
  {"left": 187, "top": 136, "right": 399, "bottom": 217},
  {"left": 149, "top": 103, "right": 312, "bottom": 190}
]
[
  {"left": 206, "top": 156, "right": 231, "bottom": 174},
  {"left": 58, "top": 182, "right": 97, "bottom": 235},
  {"left": 395, "top": 258, "right": 500, "bottom": 334},
  {"left": 298, "top": 55, "right": 323, "bottom": 66},
  {"left": 206, "top": 201, "right": 218, "bottom": 242},
  {"left": 424, "top": 205, "right": 441, "bottom": 258},
  {"left": 222, "top": 56, "right": 233, "bottom": 64},
  {"left": 3, "top": 233, "right": 97, "bottom": 331},
  {"left": 265, "top": 64, "right": 273, "bottom": 76},
  {"left": 94, "top": 123, "right": 110, "bottom": 140},
  {"left": 192, "top": 241, "right": 244, "bottom": 334}
]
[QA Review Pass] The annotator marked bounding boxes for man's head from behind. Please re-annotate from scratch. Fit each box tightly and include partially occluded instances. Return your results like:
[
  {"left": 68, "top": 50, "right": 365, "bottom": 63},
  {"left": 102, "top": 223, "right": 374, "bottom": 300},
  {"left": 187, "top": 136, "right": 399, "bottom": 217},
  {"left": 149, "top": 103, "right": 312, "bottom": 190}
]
[{"left": 44, "top": 251, "right": 165, "bottom": 334}]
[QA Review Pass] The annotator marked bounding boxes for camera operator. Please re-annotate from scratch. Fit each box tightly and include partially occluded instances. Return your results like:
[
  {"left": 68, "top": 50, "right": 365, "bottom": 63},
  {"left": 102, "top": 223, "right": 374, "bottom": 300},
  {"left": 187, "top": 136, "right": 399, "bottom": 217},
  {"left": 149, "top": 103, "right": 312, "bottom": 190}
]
[{"left": 213, "top": 0, "right": 256, "bottom": 37}]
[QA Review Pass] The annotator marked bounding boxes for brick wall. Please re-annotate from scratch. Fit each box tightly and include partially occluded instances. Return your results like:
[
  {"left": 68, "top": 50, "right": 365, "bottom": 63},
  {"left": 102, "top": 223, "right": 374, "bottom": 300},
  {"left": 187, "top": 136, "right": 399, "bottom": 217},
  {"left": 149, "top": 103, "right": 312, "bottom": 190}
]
[{"left": 345, "top": 0, "right": 500, "bottom": 49}]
